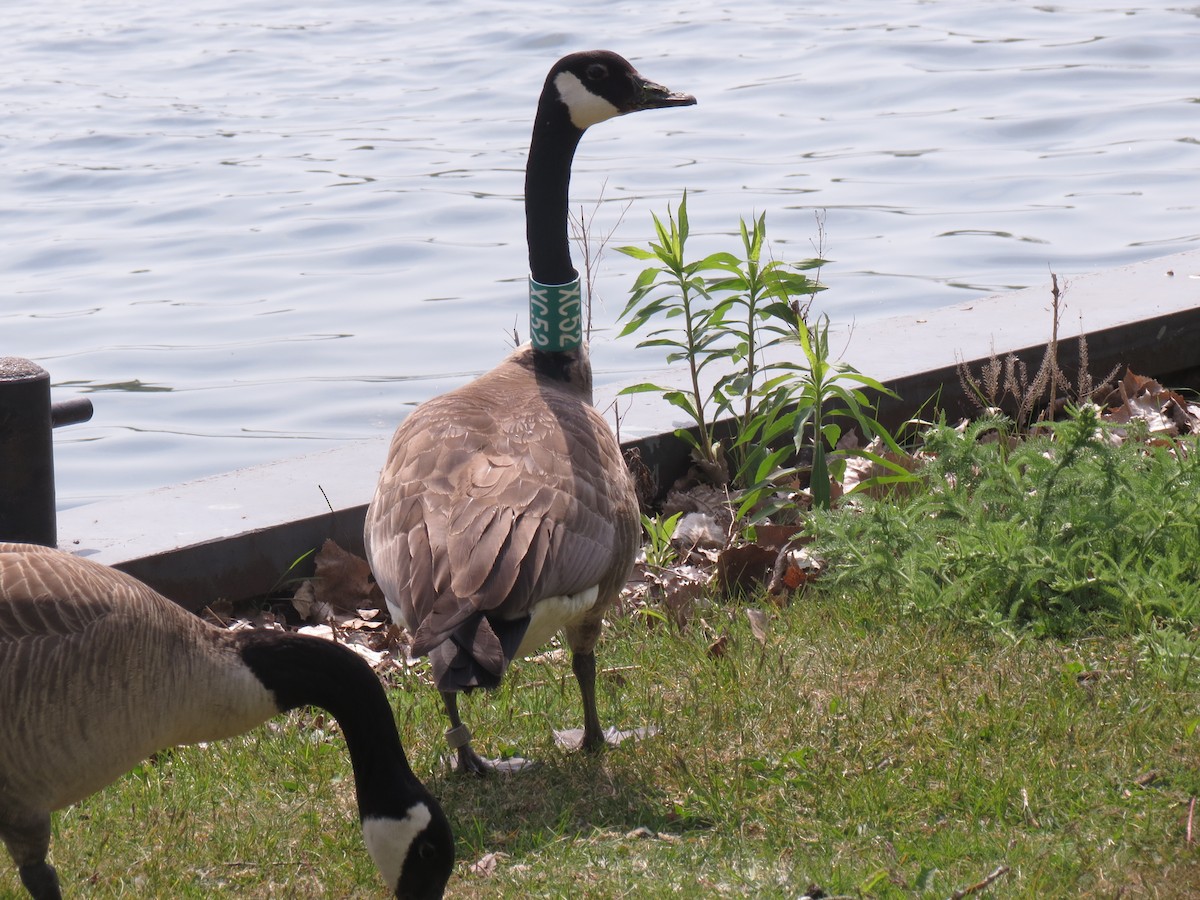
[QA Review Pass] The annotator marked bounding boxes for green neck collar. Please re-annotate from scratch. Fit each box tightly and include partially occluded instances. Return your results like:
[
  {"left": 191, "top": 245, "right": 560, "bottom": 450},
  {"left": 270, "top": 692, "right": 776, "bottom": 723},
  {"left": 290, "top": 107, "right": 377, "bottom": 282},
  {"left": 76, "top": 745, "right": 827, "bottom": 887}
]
[{"left": 529, "top": 277, "right": 583, "bottom": 352}]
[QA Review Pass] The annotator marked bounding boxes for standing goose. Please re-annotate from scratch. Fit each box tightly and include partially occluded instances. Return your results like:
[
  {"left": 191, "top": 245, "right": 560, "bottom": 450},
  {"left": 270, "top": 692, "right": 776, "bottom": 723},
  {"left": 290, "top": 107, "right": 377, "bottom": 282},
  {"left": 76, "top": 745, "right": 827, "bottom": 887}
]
[
  {"left": 364, "top": 50, "right": 695, "bottom": 775},
  {"left": 0, "top": 542, "right": 454, "bottom": 900}
]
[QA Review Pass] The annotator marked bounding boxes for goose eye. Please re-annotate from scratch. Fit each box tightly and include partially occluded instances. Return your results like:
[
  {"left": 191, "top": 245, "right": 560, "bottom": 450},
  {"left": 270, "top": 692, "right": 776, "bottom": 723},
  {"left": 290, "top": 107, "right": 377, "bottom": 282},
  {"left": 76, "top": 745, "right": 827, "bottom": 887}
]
[{"left": 585, "top": 63, "right": 609, "bottom": 81}]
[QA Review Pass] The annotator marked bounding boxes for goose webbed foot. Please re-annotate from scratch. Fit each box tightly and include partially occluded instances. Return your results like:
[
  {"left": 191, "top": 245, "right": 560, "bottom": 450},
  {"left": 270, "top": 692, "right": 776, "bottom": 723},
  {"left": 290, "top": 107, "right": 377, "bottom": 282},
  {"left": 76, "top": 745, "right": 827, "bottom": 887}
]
[
  {"left": 568, "top": 650, "right": 663, "bottom": 751},
  {"left": 451, "top": 742, "right": 537, "bottom": 777},
  {"left": 442, "top": 691, "right": 537, "bottom": 776}
]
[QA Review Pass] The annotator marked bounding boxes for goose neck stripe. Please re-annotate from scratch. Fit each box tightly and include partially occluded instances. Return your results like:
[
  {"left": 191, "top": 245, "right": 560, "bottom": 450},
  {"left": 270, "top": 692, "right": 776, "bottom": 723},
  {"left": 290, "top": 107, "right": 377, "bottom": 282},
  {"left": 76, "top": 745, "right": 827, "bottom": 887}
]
[{"left": 529, "top": 277, "right": 583, "bottom": 351}]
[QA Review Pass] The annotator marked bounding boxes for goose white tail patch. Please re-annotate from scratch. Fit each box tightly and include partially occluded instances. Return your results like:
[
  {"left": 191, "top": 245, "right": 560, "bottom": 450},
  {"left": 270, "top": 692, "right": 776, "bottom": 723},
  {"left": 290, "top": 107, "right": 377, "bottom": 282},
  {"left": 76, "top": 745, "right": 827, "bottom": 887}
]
[
  {"left": 554, "top": 72, "right": 621, "bottom": 129},
  {"left": 517, "top": 584, "right": 600, "bottom": 657},
  {"left": 362, "top": 803, "right": 432, "bottom": 892}
]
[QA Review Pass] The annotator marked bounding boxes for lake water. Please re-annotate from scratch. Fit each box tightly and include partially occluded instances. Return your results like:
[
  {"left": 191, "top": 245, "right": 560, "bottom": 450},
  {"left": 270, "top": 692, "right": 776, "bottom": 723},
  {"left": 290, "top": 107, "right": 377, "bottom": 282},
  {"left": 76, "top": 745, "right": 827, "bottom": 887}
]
[{"left": 4, "top": 0, "right": 1198, "bottom": 508}]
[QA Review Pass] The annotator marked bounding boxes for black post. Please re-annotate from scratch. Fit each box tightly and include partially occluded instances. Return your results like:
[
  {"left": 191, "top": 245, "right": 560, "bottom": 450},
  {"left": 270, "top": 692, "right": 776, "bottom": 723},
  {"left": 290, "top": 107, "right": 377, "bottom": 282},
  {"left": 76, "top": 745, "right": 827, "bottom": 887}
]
[{"left": 0, "top": 358, "right": 76, "bottom": 547}]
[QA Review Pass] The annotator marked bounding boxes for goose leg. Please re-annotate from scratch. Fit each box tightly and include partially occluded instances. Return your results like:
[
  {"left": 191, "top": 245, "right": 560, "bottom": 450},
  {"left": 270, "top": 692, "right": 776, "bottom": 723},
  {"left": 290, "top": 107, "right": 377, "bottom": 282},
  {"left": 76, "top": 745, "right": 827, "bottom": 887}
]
[
  {"left": 441, "top": 691, "right": 490, "bottom": 776},
  {"left": 3, "top": 814, "right": 61, "bottom": 900},
  {"left": 19, "top": 862, "right": 61, "bottom": 900},
  {"left": 572, "top": 650, "right": 607, "bottom": 753}
]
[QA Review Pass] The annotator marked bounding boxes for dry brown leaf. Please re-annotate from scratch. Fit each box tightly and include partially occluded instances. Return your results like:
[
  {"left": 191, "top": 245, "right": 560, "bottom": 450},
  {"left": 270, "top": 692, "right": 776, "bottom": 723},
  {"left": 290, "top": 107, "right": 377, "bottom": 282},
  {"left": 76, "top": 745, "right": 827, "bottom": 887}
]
[
  {"left": 553, "top": 725, "right": 658, "bottom": 749},
  {"left": 291, "top": 580, "right": 332, "bottom": 624},
  {"left": 1111, "top": 392, "right": 1176, "bottom": 435},
  {"left": 752, "top": 524, "right": 806, "bottom": 550},
  {"left": 661, "top": 482, "right": 734, "bottom": 530},
  {"left": 768, "top": 544, "right": 825, "bottom": 601},
  {"left": 1101, "top": 369, "right": 1200, "bottom": 439},
  {"left": 715, "top": 543, "right": 777, "bottom": 595},
  {"left": 782, "top": 563, "right": 808, "bottom": 589},
  {"left": 469, "top": 852, "right": 506, "bottom": 878},
  {"left": 707, "top": 634, "right": 729, "bottom": 658},
  {"left": 746, "top": 608, "right": 769, "bottom": 645},
  {"left": 658, "top": 571, "right": 707, "bottom": 628},
  {"left": 314, "top": 538, "right": 383, "bottom": 609},
  {"left": 292, "top": 539, "right": 384, "bottom": 623},
  {"left": 673, "top": 512, "right": 727, "bottom": 550}
]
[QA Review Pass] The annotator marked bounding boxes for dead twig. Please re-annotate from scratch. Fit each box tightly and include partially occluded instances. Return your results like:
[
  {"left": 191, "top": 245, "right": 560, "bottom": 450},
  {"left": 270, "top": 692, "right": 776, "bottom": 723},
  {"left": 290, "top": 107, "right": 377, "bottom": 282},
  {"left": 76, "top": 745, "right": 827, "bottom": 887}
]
[
  {"left": 1046, "top": 270, "right": 1062, "bottom": 422},
  {"left": 568, "top": 182, "right": 633, "bottom": 338},
  {"left": 948, "top": 865, "right": 1010, "bottom": 900}
]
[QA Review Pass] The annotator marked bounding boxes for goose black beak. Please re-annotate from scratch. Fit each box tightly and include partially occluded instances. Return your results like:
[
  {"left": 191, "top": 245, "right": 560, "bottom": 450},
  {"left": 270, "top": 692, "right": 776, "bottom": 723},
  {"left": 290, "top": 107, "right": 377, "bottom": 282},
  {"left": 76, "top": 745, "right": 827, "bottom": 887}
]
[{"left": 631, "top": 77, "right": 697, "bottom": 112}]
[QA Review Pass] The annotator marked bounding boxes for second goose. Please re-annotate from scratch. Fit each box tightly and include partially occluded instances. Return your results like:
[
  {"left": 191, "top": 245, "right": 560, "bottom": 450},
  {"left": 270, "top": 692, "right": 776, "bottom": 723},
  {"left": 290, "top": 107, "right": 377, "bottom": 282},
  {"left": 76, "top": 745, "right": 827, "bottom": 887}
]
[{"left": 0, "top": 542, "right": 454, "bottom": 899}]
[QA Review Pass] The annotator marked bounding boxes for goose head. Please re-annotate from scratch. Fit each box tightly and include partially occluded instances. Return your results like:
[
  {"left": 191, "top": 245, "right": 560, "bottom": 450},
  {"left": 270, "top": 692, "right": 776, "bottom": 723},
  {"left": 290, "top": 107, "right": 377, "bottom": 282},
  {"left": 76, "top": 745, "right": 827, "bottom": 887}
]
[
  {"left": 525, "top": 50, "right": 696, "bottom": 316},
  {"left": 545, "top": 49, "right": 697, "bottom": 130},
  {"left": 362, "top": 802, "right": 455, "bottom": 899}
]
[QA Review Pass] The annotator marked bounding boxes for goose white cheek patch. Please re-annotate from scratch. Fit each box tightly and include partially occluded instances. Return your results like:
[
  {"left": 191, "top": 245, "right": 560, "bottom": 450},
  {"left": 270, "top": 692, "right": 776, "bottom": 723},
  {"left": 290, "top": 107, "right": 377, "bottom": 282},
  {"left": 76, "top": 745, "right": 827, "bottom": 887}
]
[
  {"left": 362, "top": 802, "right": 432, "bottom": 892},
  {"left": 554, "top": 71, "right": 622, "bottom": 129}
]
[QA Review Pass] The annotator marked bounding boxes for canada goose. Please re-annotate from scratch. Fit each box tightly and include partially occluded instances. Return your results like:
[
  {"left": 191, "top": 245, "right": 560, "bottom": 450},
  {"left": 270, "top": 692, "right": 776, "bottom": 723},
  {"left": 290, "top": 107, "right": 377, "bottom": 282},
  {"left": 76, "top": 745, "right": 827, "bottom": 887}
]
[
  {"left": 364, "top": 50, "right": 695, "bottom": 775},
  {"left": 0, "top": 542, "right": 454, "bottom": 900}
]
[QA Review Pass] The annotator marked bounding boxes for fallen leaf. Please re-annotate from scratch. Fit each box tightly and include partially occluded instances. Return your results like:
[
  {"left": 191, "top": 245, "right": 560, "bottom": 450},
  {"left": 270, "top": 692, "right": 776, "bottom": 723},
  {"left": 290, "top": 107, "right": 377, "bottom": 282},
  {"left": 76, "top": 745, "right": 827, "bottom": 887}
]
[
  {"left": 1133, "top": 770, "right": 1160, "bottom": 788},
  {"left": 766, "top": 544, "right": 825, "bottom": 601},
  {"left": 297, "top": 624, "right": 335, "bottom": 641},
  {"left": 553, "top": 725, "right": 659, "bottom": 749},
  {"left": 673, "top": 511, "right": 727, "bottom": 550},
  {"left": 782, "top": 563, "right": 809, "bottom": 589},
  {"left": 469, "top": 852, "right": 507, "bottom": 878},
  {"left": 715, "top": 543, "right": 777, "bottom": 595},
  {"left": 752, "top": 524, "right": 806, "bottom": 550},
  {"left": 292, "top": 539, "right": 384, "bottom": 623},
  {"left": 746, "top": 608, "right": 770, "bottom": 645},
  {"left": 707, "top": 634, "right": 729, "bottom": 658}
]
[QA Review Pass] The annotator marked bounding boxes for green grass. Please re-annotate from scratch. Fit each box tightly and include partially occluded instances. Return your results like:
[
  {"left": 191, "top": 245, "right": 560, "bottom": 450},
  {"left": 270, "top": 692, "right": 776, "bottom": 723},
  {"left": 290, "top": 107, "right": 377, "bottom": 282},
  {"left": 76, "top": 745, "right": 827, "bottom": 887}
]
[{"left": 4, "top": 594, "right": 1197, "bottom": 898}]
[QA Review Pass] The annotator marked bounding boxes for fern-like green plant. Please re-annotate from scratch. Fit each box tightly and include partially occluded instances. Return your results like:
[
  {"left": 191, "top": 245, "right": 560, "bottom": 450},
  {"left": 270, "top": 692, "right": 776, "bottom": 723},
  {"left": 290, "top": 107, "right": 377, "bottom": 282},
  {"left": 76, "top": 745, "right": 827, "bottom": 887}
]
[{"left": 809, "top": 405, "right": 1200, "bottom": 644}]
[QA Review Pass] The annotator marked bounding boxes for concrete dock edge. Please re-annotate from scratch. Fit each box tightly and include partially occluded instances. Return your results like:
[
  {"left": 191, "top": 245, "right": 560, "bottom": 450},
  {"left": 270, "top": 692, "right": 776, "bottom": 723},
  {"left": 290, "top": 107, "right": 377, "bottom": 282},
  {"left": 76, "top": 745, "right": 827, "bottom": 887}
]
[{"left": 56, "top": 249, "right": 1200, "bottom": 610}]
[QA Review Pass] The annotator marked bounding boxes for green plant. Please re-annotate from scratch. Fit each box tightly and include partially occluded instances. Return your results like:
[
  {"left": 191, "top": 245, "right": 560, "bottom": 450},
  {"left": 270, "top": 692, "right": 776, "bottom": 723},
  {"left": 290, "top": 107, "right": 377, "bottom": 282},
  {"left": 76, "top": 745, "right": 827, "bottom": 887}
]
[
  {"left": 616, "top": 195, "right": 823, "bottom": 481},
  {"left": 617, "top": 194, "right": 729, "bottom": 472},
  {"left": 618, "top": 196, "right": 910, "bottom": 517},
  {"left": 703, "top": 212, "right": 823, "bottom": 476},
  {"left": 266, "top": 547, "right": 317, "bottom": 596},
  {"left": 809, "top": 404, "right": 1200, "bottom": 642},
  {"left": 778, "top": 312, "right": 907, "bottom": 511},
  {"left": 641, "top": 511, "right": 683, "bottom": 569}
]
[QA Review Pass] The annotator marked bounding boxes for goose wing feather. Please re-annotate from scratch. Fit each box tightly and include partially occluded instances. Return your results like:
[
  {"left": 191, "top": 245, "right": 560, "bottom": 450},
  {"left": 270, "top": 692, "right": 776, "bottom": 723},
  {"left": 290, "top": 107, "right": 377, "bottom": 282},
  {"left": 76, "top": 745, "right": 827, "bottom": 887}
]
[{"left": 365, "top": 351, "right": 637, "bottom": 660}]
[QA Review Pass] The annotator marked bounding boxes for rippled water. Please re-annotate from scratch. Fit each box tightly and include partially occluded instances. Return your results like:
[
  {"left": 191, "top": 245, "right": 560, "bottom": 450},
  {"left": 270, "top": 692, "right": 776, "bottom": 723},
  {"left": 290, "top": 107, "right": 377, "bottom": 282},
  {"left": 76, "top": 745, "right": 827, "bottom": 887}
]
[{"left": 4, "top": 1, "right": 1198, "bottom": 507}]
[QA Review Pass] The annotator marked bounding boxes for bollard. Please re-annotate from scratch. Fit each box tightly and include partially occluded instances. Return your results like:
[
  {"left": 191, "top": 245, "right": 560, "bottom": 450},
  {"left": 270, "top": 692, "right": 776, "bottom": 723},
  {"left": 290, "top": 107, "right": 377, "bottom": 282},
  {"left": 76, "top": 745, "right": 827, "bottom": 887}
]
[{"left": 0, "top": 357, "right": 94, "bottom": 547}]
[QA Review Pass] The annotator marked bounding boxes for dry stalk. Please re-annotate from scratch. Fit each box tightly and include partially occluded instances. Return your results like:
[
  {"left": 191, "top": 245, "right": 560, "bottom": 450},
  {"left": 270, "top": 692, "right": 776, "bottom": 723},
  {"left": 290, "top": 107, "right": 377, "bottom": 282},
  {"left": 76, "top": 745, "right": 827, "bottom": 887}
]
[
  {"left": 955, "top": 272, "right": 1118, "bottom": 432},
  {"left": 948, "top": 864, "right": 1010, "bottom": 899},
  {"left": 569, "top": 182, "right": 633, "bottom": 339}
]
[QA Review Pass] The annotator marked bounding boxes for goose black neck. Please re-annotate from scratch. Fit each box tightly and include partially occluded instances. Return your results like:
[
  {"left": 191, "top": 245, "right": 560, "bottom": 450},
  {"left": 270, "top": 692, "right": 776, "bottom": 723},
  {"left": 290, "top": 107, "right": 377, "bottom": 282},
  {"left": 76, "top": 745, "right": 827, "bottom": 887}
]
[
  {"left": 236, "top": 631, "right": 424, "bottom": 822},
  {"left": 525, "top": 93, "right": 585, "bottom": 287}
]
